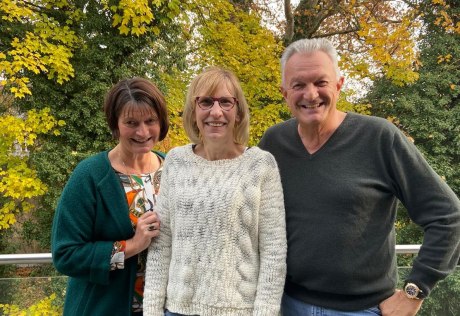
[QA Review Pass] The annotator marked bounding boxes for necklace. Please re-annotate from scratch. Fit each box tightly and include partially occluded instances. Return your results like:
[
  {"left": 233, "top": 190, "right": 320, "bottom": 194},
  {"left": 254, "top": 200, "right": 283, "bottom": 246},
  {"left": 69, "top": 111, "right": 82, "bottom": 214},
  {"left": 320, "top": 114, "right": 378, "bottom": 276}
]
[{"left": 120, "top": 152, "right": 153, "bottom": 175}]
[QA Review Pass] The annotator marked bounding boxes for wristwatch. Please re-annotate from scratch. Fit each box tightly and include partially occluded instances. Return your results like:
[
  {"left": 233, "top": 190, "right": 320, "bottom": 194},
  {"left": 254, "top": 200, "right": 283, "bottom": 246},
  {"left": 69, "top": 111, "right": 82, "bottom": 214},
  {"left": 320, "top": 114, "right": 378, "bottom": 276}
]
[{"left": 403, "top": 282, "right": 426, "bottom": 300}]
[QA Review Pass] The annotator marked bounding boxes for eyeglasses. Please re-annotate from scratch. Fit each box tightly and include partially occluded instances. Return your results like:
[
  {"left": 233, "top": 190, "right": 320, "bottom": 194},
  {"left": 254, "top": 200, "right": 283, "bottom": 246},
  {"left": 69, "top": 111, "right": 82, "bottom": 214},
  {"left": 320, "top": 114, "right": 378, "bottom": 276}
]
[{"left": 195, "top": 96, "right": 238, "bottom": 111}]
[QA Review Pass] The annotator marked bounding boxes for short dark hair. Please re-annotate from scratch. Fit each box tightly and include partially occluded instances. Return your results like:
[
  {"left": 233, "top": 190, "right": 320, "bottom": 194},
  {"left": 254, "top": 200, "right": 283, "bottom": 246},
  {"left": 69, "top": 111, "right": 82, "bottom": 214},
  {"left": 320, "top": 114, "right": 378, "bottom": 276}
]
[{"left": 103, "top": 77, "right": 169, "bottom": 141}]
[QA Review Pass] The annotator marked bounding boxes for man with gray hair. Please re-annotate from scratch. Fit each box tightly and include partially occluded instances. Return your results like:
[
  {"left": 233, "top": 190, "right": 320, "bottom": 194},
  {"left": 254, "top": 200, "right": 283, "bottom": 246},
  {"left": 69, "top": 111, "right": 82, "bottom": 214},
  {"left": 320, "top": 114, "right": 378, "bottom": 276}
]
[{"left": 259, "top": 38, "right": 460, "bottom": 316}]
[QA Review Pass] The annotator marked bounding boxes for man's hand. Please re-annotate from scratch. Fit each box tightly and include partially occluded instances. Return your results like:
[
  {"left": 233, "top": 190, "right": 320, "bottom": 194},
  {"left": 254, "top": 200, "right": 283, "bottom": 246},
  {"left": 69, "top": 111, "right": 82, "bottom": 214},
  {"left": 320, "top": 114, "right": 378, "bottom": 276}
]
[{"left": 379, "top": 290, "right": 423, "bottom": 316}]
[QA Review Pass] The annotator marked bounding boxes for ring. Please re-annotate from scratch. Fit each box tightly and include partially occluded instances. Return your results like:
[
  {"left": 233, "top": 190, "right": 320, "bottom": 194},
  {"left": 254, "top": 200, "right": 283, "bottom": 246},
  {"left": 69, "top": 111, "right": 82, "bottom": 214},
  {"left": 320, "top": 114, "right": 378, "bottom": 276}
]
[{"left": 148, "top": 224, "right": 155, "bottom": 231}]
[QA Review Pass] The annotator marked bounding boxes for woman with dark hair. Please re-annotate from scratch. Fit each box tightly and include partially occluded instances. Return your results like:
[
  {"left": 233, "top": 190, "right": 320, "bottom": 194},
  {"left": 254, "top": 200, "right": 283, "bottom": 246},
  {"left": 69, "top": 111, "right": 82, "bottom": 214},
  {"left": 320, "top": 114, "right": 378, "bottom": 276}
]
[{"left": 52, "top": 77, "right": 169, "bottom": 316}]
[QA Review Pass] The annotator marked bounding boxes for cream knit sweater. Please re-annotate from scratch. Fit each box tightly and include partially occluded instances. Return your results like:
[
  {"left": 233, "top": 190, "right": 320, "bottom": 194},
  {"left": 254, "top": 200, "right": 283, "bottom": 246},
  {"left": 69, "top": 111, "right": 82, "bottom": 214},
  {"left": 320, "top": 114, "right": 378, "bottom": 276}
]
[{"left": 144, "top": 144, "right": 287, "bottom": 316}]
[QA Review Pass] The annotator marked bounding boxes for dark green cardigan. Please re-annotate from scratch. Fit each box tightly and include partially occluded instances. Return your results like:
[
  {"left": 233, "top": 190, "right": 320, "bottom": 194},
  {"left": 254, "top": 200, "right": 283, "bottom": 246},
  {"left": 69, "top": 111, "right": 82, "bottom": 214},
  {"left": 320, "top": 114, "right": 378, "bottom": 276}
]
[{"left": 52, "top": 150, "right": 163, "bottom": 315}]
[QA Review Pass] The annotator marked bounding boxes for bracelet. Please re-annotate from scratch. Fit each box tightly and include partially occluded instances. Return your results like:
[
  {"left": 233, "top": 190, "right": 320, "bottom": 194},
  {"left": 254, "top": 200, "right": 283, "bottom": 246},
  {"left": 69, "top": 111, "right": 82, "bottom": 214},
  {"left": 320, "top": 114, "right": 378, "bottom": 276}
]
[{"left": 114, "top": 240, "right": 126, "bottom": 253}]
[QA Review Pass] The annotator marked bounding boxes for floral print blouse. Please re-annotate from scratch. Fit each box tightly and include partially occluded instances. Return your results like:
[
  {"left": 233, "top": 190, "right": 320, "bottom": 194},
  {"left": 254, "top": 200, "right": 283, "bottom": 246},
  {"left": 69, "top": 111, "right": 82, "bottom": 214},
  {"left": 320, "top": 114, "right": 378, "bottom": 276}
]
[{"left": 111, "top": 154, "right": 163, "bottom": 313}]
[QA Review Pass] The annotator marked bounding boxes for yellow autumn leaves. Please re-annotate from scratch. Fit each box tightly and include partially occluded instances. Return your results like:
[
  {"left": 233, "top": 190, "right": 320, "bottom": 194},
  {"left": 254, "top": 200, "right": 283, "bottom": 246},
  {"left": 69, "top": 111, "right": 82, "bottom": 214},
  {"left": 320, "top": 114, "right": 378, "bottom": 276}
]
[{"left": 0, "top": 108, "right": 65, "bottom": 229}]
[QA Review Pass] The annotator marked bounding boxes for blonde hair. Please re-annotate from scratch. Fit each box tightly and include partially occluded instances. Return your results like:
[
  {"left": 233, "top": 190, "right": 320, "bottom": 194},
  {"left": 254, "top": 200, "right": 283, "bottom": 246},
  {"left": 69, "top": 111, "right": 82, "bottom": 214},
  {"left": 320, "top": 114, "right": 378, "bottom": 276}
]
[{"left": 183, "top": 67, "right": 250, "bottom": 145}]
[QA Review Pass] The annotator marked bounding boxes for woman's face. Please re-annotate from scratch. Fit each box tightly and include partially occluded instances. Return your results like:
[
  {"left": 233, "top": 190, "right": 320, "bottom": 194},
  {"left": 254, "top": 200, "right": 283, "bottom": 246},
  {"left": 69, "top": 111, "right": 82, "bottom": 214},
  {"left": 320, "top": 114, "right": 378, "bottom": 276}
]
[
  {"left": 195, "top": 84, "right": 239, "bottom": 145},
  {"left": 117, "top": 105, "right": 160, "bottom": 155}
]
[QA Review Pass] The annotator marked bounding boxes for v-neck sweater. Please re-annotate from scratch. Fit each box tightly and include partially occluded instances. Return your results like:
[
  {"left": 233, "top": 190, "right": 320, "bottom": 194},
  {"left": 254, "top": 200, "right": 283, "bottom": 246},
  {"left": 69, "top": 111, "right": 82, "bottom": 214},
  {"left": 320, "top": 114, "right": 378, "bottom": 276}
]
[{"left": 259, "top": 112, "right": 460, "bottom": 311}]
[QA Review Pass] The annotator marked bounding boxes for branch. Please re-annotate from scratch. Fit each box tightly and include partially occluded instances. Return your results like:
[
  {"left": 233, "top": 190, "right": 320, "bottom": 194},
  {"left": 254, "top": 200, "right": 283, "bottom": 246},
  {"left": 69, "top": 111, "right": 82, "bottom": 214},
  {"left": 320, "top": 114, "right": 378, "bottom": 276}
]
[
  {"left": 22, "top": 0, "right": 46, "bottom": 11},
  {"left": 314, "top": 26, "right": 361, "bottom": 38},
  {"left": 284, "top": 0, "right": 294, "bottom": 43}
]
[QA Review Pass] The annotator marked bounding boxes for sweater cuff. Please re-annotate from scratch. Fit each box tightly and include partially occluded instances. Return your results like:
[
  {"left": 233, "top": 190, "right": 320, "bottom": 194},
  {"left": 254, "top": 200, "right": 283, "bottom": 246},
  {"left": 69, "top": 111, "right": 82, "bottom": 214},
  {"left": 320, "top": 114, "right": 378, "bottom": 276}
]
[
  {"left": 407, "top": 266, "right": 442, "bottom": 297},
  {"left": 141, "top": 305, "right": 163, "bottom": 316},
  {"left": 253, "top": 305, "right": 280, "bottom": 316}
]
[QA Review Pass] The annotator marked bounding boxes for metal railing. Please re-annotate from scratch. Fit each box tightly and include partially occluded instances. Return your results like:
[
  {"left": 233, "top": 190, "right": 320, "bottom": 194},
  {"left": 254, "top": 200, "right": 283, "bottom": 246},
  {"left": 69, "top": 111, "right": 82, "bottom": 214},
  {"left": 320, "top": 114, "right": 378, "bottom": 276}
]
[
  {"left": 0, "top": 253, "right": 53, "bottom": 265},
  {"left": 0, "top": 245, "right": 422, "bottom": 265},
  {"left": 395, "top": 244, "right": 421, "bottom": 254}
]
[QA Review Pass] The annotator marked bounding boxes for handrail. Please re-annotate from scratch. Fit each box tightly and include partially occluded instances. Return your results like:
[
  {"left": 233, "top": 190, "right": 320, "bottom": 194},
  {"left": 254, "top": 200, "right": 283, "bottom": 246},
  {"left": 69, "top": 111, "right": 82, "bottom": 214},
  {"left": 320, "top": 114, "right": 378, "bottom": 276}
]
[
  {"left": 0, "top": 245, "right": 422, "bottom": 265},
  {"left": 395, "top": 244, "right": 421, "bottom": 254},
  {"left": 0, "top": 253, "right": 52, "bottom": 265}
]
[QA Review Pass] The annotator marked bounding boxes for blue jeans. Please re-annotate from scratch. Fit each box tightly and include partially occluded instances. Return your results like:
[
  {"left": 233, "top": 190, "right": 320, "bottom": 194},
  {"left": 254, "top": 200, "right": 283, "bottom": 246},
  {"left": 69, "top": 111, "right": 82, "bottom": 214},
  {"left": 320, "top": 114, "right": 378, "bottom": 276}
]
[{"left": 281, "top": 293, "right": 382, "bottom": 316}]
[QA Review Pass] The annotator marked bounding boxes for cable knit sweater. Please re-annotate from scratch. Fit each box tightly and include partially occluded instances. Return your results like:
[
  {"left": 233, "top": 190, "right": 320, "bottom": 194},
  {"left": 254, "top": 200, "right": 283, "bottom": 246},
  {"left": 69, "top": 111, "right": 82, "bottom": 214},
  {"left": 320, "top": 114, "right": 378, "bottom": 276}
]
[{"left": 144, "top": 144, "right": 287, "bottom": 316}]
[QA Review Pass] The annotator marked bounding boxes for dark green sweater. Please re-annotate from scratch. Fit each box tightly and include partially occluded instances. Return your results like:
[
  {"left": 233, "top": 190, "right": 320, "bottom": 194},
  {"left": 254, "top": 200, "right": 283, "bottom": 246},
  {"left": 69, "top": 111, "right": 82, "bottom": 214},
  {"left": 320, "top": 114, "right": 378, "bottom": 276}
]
[
  {"left": 259, "top": 112, "right": 460, "bottom": 311},
  {"left": 51, "top": 151, "right": 137, "bottom": 316}
]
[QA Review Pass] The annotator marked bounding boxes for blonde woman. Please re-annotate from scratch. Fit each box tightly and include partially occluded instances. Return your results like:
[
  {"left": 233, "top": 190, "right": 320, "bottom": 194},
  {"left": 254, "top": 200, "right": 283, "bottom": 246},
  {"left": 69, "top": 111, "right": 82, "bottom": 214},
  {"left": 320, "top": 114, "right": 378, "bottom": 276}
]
[{"left": 144, "top": 67, "right": 287, "bottom": 316}]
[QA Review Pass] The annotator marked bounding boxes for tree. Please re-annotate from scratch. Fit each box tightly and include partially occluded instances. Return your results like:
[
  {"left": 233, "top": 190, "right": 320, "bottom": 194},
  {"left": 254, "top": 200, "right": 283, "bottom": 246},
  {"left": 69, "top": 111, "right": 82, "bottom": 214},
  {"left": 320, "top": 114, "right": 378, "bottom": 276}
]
[
  {"left": 165, "top": 0, "right": 373, "bottom": 148},
  {"left": 281, "top": 0, "right": 460, "bottom": 87},
  {"left": 342, "top": 4, "right": 460, "bottom": 312},
  {"left": 189, "top": 0, "right": 288, "bottom": 145},
  {"left": 0, "top": 0, "right": 81, "bottom": 98},
  {"left": 0, "top": 0, "right": 183, "bottom": 97},
  {"left": 365, "top": 2, "right": 460, "bottom": 197},
  {"left": 0, "top": 107, "right": 64, "bottom": 229},
  {"left": 363, "top": 0, "right": 460, "bottom": 270},
  {"left": 0, "top": 0, "right": 186, "bottom": 248}
]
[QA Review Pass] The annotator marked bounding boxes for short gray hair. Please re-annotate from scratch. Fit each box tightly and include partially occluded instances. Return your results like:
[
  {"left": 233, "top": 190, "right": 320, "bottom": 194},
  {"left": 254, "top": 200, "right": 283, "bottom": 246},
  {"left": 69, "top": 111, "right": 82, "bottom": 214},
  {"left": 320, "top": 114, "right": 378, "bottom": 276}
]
[{"left": 280, "top": 38, "right": 341, "bottom": 86}]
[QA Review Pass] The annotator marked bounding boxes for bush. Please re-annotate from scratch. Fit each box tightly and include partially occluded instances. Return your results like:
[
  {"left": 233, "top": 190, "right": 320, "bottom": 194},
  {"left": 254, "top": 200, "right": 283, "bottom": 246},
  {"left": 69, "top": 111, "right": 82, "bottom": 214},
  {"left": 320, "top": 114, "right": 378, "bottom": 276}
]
[{"left": 0, "top": 293, "right": 62, "bottom": 315}]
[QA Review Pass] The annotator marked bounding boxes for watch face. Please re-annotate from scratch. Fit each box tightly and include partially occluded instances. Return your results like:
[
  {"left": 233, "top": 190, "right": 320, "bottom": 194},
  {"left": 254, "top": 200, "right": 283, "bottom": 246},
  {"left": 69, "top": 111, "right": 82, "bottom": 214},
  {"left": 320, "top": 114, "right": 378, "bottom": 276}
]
[{"left": 405, "top": 283, "right": 420, "bottom": 299}]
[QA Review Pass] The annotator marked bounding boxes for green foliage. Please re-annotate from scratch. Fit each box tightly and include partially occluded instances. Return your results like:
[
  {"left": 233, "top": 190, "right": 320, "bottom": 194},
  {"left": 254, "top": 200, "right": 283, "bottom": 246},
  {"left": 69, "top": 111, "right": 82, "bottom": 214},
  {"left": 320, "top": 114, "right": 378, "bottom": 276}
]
[
  {"left": 337, "top": 90, "right": 372, "bottom": 115},
  {"left": 0, "top": 108, "right": 64, "bottom": 229},
  {"left": 287, "top": 0, "right": 460, "bottom": 89},
  {"left": 418, "top": 270, "right": 460, "bottom": 316},
  {"left": 0, "top": 1, "right": 458, "bottom": 314},
  {"left": 0, "top": 292, "right": 63, "bottom": 315},
  {"left": 288, "top": 0, "right": 422, "bottom": 87},
  {"left": 188, "top": 0, "right": 288, "bottom": 145},
  {"left": 364, "top": 3, "right": 460, "bottom": 270},
  {"left": 156, "top": 69, "right": 191, "bottom": 150},
  {"left": 0, "top": 0, "right": 82, "bottom": 98},
  {"left": 365, "top": 29, "right": 460, "bottom": 197},
  {"left": 1, "top": 0, "right": 187, "bottom": 248},
  {"left": 398, "top": 268, "right": 460, "bottom": 316},
  {"left": 250, "top": 104, "right": 289, "bottom": 146}
]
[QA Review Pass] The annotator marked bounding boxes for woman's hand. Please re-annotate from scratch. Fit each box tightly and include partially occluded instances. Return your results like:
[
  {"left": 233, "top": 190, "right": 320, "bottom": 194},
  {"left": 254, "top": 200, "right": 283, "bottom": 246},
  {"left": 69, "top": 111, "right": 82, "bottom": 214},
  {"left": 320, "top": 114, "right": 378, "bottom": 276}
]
[{"left": 125, "top": 211, "right": 161, "bottom": 259}]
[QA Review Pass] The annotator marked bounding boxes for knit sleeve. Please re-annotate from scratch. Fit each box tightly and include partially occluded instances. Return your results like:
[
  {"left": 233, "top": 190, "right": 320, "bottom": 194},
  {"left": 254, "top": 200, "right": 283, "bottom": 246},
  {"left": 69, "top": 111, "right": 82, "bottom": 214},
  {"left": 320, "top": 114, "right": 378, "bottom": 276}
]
[
  {"left": 387, "top": 125, "right": 460, "bottom": 296},
  {"left": 144, "top": 156, "right": 173, "bottom": 316},
  {"left": 253, "top": 152, "right": 287, "bottom": 315},
  {"left": 51, "top": 159, "right": 115, "bottom": 285}
]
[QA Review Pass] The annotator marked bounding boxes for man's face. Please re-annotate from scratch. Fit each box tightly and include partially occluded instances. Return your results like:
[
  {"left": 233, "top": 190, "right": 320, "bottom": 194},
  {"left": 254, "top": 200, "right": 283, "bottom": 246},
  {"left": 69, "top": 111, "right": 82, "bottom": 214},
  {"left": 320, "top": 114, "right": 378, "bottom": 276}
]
[{"left": 281, "top": 51, "right": 344, "bottom": 127}]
